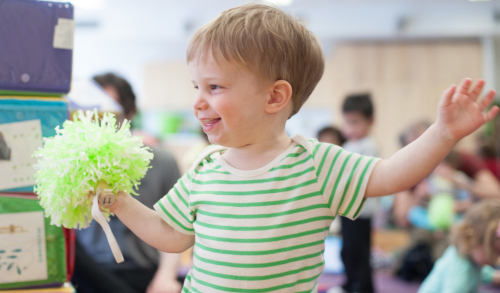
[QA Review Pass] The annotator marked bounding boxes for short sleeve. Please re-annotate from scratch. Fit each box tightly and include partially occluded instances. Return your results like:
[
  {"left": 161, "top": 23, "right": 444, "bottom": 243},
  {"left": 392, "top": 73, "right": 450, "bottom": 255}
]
[
  {"left": 312, "top": 141, "right": 381, "bottom": 220},
  {"left": 154, "top": 171, "right": 195, "bottom": 235}
]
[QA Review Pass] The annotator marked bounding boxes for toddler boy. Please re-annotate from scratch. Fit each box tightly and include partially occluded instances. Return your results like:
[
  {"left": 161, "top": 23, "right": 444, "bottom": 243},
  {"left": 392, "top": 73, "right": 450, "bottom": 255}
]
[
  {"left": 101, "top": 3, "right": 498, "bottom": 292},
  {"left": 339, "top": 93, "right": 378, "bottom": 293}
]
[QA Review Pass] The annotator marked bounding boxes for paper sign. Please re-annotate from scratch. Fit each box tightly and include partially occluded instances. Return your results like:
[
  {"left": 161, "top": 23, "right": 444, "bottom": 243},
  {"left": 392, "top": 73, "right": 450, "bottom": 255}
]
[
  {"left": 0, "top": 120, "right": 42, "bottom": 190},
  {"left": 53, "top": 18, "right": 75, "bottom": 50},
  {"left": 0, "top": 211, "right": 48, "bottom": 284}
]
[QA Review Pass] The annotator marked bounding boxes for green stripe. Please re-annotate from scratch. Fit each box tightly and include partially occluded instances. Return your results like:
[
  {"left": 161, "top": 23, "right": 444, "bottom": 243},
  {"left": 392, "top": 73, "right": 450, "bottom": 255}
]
[
  {"left": 297, "top": 281, "right": 318, "bottom": 293},
  {"left": 269, "top": 155, "right": 312, "bottom": 171},
  {"left": 338, "top": 156, "right": 363, "bottom": 215},
  {"left": 173, "top": 186, "right": 189, "bottom": 208},
  {"left": 316, "top": 144, "right": 333, "bottom": 178},
  {"left": 190, "top": 191, "right": 322, "bottom": 207},
  {"left": 312, "top": 143, "right": 321, "bottom": 157},
  {"left": 192, "top": 261, "right": 323, "bottom": 281},
  {"left": 328, "top": 153, "right": 353, "bottom": 208},
  {"left": 157, "top": 201, "right": 194, "bottom": 232},
  {"left": 191, "top": 166, "right": 315, "bottom": 185},
  {"left": 283, "top": 148, "right": 307, "bottom": 159},
  {"left": 344, "top": 157, "right": 376, "bottom": 215},
  {"left": 190, "top": 179, "right": 317, "bottom": 196},
  {"left": 196, "top": 203, "right": 328, "bottom": 219},
  {"left": 321, "top": 150, "right": 343, "bottom": 194},
  {"left": 194, "top": 168, "right": 231, "bottom": 175},
  {"left": 193, "top": 250, "right": 323, "bottom": 268},
  {"left": 353, "top": 198, "right": 367, "bottom": 218},
  {"left": 179, "top": 179, "right": 190, "bottom": 196},
  {"left": 195, "top": 216, "right": 334, "bottom": 231},
  {"left": 195, "top": 239, "right": 325, "bottom": 256},
  {"left": 167, "top": 195, "right": 193, "bottom": 224},
  {"left": 196, "top": 227, "right": 329, "bottom": 243},
  {"left": 191, "top": 272, "right": 321, "bottom": 292}
]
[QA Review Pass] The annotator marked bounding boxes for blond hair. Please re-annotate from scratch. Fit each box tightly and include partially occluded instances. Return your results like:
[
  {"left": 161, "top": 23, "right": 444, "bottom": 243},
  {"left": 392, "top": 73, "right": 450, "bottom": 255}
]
[
  {"left": 186, "top": 3, "right": 325, "bottom": 117},
  {"left": 451, "top": 200, "right": 500, "bottom": 263}
]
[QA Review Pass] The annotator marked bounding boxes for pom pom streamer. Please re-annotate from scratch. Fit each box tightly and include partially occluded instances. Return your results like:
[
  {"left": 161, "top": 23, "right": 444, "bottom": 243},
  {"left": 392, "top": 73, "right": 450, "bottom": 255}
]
[{"left": 34, "top": 110, "right": 153, "bottom": 230}]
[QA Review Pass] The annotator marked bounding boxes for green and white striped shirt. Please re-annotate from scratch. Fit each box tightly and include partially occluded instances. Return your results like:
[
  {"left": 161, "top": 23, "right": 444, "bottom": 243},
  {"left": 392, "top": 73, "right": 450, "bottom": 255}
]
[{"left": 154, "top": 135, "right": 380, "bottom": 292}]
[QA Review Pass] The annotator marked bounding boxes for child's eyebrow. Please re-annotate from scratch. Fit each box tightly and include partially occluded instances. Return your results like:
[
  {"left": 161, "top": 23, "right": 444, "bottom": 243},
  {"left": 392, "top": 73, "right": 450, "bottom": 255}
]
[{"left": 200, "top": 77, "right": 232, "bottom": 85}]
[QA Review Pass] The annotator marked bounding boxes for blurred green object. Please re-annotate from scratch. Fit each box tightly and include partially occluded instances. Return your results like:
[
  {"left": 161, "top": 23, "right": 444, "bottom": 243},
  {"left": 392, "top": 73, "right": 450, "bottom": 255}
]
[
  {"left": 483, "top": 100, "right": 500, "bottom": 137},
  {"left": 161, "top": 113, "right": 183, "bottom": 135},
  {"left": 428, "top": 194, "right": 455, "bottom": 230},
  {"left": 132, "top": 111, "right": 142, "bottom": 130}
]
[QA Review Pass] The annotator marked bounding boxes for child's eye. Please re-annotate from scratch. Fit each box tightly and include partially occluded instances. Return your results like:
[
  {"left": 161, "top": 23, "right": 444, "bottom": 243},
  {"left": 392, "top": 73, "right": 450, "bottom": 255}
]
[
  {"left": 210, "top": 85, "right": 220, "bottom": 90},
  {"left": 193, "top": 85, "right": 199, "bottom": 90}
]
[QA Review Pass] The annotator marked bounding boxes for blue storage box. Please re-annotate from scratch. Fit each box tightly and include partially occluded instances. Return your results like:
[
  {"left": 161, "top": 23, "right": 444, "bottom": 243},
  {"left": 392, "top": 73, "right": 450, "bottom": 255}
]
[
  {"left": 0, "top": 0, "right": 74, "bottom": 96},
  {"left": 0, "top": 97, "right": 68, "bottom": 192}
]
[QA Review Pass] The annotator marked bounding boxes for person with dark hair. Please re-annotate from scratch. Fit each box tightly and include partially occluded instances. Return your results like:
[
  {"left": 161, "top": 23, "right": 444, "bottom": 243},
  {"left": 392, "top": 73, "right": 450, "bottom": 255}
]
[
  {"left": 329, "top": 93, "right": 379, "bottom": 293},
  {"left": 93, "top": 73, "right": 137, "bottom": 120},
  {"left": 72, "top": 73, "right": 183, "bottom": 293},
  {"left": 317, "top": 126, "right": 345, "bottom": 146}
]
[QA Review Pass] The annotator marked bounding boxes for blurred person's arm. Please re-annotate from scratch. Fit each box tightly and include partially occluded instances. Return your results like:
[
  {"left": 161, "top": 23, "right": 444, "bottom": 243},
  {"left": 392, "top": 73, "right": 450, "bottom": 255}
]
[
  {"left": 393, "top": 182, "right": 429, "bottom": 228},
  {"left": 435, "top": 154, "right": 500, "bottom": 199},
  {"left": 460, "top": 169, "right": 500, "bottom": 199},
  {"left": 147, "top": 252, "right": 183, "bottom": 293},
  {"left": 365, "top": 79, "right": 498, "bottom": 198}
]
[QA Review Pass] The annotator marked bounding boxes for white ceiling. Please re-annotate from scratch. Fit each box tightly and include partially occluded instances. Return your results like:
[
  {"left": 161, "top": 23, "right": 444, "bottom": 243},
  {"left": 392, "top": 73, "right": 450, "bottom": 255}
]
[
  {"left": 68, "top": 0, "right": 500, "bottom": 102},
  {"left": 74, "top": 0, "right": 500, "bottom": 42}
]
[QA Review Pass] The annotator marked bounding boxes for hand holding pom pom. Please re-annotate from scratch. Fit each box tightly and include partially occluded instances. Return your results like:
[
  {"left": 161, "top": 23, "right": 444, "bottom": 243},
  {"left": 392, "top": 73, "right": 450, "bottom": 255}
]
[{"left": 33, "top": 110, "right": 153, "bottom": 263}]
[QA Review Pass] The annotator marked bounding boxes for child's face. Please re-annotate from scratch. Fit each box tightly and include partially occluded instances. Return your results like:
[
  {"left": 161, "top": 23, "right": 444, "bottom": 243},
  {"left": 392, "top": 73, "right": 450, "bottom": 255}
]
[
  {"left": 342, "top": 112, "right": 373, "bottom": 141},
  {"left": 189, "top": 54, "right": 272, "bottom": 147}
]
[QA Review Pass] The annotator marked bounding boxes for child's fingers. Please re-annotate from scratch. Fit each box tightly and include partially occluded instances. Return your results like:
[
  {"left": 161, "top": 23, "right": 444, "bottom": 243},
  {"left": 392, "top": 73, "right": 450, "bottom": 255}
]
[
  {"left": 439, "top": 84, "right": 456, "bottom": 107},
  {"left": 478, "top": 89, "right": 496, "bottom": 112},
  {"left": 454, "top": 78, "right": 472, "bottom": 98},
  {"left": 469, "top": 79, "right": 485, "bottom": 102},
  {"left": 483, "top": 105, "right": 499, "bottom": 123}
]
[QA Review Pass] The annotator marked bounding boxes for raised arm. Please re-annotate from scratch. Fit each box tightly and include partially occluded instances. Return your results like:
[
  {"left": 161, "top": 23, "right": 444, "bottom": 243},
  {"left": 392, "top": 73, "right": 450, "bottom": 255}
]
[
  {"left": 365, "top": 78, "right": 498, "bottom": 198},
  {"left": 107, "top": 191, "right": 195, "bottom": 253}
]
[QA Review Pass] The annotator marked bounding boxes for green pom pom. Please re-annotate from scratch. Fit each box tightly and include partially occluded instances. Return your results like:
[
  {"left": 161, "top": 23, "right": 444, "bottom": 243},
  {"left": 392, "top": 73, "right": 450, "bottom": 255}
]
[
  {"left": 428, "top": 194, "right": 455, "bottom": 230},
  {"left": 33, "top": 110, "right": 153, "bottom": 229}
]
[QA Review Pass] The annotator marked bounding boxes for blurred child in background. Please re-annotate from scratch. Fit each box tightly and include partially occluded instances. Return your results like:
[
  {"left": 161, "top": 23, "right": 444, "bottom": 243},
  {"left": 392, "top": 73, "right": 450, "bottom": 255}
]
[
  {"left": 317, "top": 126, "right": 346, "bottom": 146},
  {"left": 418, "top": 200, "right": 500, "bottom": 293},
  {"left": 338, "top": 93, "right": 379, "bottom": 293}
]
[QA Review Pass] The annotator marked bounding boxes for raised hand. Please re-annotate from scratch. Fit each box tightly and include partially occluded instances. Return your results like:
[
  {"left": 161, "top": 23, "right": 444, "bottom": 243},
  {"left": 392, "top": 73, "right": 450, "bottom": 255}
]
[{"left": 437, "top": 78, "right": 498, "bottom": 142}]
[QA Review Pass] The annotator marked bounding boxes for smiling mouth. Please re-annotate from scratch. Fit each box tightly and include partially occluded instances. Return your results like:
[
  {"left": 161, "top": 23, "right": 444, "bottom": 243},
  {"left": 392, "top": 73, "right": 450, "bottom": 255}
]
[{"left": 202, "top": 118, "right": 221, "bottom": 126}]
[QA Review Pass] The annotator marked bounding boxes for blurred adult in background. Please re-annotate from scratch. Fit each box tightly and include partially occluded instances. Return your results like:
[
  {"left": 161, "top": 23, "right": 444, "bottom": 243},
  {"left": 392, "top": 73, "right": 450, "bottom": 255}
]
[{"left": 72, "top": 73, "right": 183, "bottom": 293}]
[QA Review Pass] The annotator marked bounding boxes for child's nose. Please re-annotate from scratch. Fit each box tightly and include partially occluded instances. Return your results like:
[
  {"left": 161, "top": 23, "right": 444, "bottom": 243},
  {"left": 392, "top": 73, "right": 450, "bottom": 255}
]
[{"left": 193, "top": 92, "right": 208, "bottom": 111}]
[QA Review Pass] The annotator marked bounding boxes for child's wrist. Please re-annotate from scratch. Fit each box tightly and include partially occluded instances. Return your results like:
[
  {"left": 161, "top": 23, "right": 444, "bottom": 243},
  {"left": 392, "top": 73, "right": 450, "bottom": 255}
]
[
  {"left": 430, "top": 123, "right": 459, "bottom": 146},
  {"left": 108, "top": 190, "right": 130, "bottom": 214}
]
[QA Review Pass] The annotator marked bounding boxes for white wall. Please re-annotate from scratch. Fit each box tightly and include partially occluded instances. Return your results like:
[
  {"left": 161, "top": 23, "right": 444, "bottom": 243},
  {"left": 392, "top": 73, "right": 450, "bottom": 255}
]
[{"left": 71, "top": 0, "right": 500, "bottom": 108}]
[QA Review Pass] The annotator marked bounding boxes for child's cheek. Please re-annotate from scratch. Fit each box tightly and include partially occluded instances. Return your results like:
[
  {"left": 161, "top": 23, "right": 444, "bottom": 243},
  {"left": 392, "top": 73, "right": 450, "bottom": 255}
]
[{"left": 470, "top": 247, "right": 488, "bottom": 266}]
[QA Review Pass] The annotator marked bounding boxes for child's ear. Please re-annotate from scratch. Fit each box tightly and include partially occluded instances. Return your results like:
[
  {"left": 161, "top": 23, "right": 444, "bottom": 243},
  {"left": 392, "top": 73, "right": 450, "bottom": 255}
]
[{"left": 266, "top": 80, "right": 292, "bottom": 114}]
